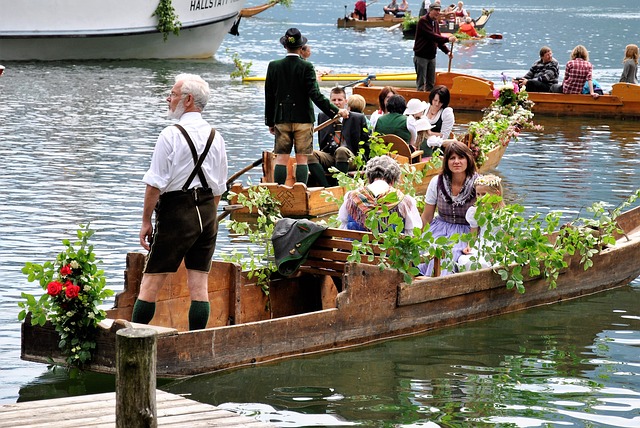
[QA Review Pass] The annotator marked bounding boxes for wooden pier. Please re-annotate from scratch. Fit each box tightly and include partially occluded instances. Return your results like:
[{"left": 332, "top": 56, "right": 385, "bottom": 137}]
[{"left": 0, "top": 390, "right": 276, "bottom": 427}]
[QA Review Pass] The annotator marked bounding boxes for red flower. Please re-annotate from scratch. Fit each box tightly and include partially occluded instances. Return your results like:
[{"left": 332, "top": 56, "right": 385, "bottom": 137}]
[
  {"left": 64, "top": 281, "right": 80, "bottom": 299},
  {"left": 60, "top": 264, "right": 73, "bottom": 276},
  {"left": 47, "top": 281, "right": 64, "bottom": 296}
]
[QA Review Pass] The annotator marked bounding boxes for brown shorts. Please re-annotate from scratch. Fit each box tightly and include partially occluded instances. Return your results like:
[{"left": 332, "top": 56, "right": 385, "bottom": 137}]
[
  {"left": 144, "top": 188, "right": 218, "bottom": 274},
  {"left": 273, "top": 123, "right": 314, "bottom": 155}
]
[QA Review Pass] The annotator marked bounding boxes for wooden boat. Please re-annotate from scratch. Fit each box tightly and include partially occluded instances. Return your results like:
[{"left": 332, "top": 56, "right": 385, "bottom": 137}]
[
  {"left": 0, "top": 0, "right": 246, "bottom": 60},
  {"left": 21, "top": 205, "right": 640, "bottom": 377},
  {"left": 337, "top": 13, "right": 404, "bottom": 29},
  {"left": 243, "top": 72, "right": 417, "bottom": 87},
  {"left": 239, "top": 1, "right": 277, "bottom": 17},
  {"left": 227, "top": 141, "right": 508, "bottom": 218},
  {"left": 353, "top": 73, "right": 640, "bottom": 119},
  {"left": 402, "top": 9, "right": 493, "bottom": 39}
]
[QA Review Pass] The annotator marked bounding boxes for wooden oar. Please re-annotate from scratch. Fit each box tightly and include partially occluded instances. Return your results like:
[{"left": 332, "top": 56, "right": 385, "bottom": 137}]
[
  {"left": 226, "top": 157, "right": 264, "bottom": 188},
  {"left": 488, "top": 33, "right": 503, "bottom": 39},
  {"left": 447, "top": 40, "right": 455, "bottom": 73},
  {"left": 217, "top": 204, "right": 243, "bottom": 222},
  {"left": 314, "top": 115, "right": 341, "bottom": 133},
  {"left": 386, "top": 23, "right": 402, "bottom": 32}
]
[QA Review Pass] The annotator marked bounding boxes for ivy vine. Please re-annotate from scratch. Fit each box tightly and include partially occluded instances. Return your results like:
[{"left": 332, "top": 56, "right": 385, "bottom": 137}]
[{"left": 153, "top": 0, "right": 182, "bottom": 42}]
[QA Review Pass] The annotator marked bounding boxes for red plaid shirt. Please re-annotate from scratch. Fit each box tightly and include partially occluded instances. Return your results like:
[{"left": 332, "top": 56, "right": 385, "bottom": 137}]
[{"left": 562, "top": 58, "right": 593, "bottom": 94}]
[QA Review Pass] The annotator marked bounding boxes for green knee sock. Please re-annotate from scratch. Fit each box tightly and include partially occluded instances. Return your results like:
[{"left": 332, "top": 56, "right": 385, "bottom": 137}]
[
  {"left": 308, "top": 162, "right": 329, "bottom": 187},
  {"left": 295, "top": 165, "right": 309, "bottom": 184},
  {"left": 336, "top": 161, "right": 349, "bottom": 174},
  {"left": 188, "top": 300, "right": 210, "bottom": 330},
  {"left": 274, "top": 164, "right": 288, "bottom": 185},
  {"left": 131, "top": 299, "right": 156, "bottom": 324}
]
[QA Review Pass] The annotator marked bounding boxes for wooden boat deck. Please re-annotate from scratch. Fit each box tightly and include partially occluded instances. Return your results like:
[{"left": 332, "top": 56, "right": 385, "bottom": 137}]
[{"left": 0, "top": 390, "right": 275, "bottom": 428}]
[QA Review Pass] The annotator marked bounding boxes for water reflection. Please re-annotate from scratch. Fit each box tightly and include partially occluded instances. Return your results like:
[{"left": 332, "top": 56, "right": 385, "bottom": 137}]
[{"left": 162, "top": 285, "right": 640, "bottom": 427}]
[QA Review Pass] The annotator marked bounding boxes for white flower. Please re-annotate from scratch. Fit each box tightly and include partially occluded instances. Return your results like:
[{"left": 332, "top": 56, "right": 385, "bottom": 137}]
[{"left": 69, "top": 260, "right": 80, "bottom": 269}]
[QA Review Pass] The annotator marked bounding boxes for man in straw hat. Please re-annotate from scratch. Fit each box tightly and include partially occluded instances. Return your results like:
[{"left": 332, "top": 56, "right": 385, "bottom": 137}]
[
  {"left": 413, "top": 3, "right": 457, "bottom": 91},
  {"left": 265, "top": 28, "right": 349, "bottom": 185}
]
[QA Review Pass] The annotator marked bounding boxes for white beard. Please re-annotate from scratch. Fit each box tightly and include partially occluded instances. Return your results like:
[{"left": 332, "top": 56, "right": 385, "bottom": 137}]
[{"left": 167, "top": 99, "right": 186, "bottom": 120}]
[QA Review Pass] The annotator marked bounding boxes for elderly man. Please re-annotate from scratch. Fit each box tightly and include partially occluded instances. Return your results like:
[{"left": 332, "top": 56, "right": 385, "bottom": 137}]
[
  {"left": 133, "top": 73, "right": 228, "bottom": 330},
  {"left": 413, "top": 3, "right": 457, "bottom": 91},
  {"left": 515, "top": 46, "right": 559, "bottom": 93}
]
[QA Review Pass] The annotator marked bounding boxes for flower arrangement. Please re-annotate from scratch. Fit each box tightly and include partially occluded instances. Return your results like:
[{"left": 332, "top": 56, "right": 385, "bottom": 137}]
[
  {"left": 18, "top": 225, "right": 114, "bottom": 368},
  {"left": 467, "top": 82, "right": 542, "bottom": 165}
]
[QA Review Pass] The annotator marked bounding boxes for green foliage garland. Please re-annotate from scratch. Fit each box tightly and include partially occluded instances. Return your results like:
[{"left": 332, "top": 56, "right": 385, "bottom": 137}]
[
  {"left": 18, "top": 225, "right": 114, "bottom": 368},
  {"left": 153, "top": 0, "right": 182, "bottom": 42},
  {"left": 222, "top": 185, "right": 282, "bottom": 299}
]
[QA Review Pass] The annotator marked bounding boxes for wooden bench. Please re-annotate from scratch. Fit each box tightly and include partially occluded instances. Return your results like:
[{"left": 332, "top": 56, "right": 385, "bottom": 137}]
[{"left": 298, "top": 228, "right": 441, "bottom": 281}]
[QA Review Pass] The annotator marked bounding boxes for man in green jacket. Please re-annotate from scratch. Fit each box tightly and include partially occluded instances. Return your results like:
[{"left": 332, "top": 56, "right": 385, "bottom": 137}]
[{"left": 265, "top": 28, "right": 349, "bottom": 185}]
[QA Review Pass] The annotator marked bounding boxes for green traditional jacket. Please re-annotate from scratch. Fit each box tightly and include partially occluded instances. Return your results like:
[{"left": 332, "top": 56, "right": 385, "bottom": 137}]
[{"left": 265, "top": 55, "right": 339, "bottom": 126}]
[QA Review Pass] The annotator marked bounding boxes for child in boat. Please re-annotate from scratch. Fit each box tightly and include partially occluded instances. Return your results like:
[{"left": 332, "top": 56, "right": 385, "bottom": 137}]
[
  {"left": 619, "top": 44, "right": 638, "bottom": 84},
  {"left": 457, "top": 174, "right": 505, "bottom": 271}
]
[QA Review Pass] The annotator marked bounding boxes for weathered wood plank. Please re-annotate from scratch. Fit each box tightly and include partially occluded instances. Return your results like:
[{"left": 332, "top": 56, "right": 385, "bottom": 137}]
[{"left": 0, "top": 391, "right": 276, "bottom": 428}]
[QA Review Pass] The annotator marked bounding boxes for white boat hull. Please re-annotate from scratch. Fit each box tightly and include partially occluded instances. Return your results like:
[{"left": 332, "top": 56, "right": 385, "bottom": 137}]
[{"left": 0, "top": 0, "right": 245, "bottom": 60}]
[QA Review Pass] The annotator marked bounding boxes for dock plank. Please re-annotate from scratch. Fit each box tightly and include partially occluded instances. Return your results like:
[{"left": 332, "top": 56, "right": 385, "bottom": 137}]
[{"left": 0, "top": 390, "right": 276, "bottom": 428}]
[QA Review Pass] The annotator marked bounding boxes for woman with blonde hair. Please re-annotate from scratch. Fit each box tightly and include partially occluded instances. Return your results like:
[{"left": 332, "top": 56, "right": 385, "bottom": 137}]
[
  {"left": 620, "top": 44, "right": 638, "bottom": 84},
  {"left": 554, "top": 45, "right": 599, "bottom": 98}
]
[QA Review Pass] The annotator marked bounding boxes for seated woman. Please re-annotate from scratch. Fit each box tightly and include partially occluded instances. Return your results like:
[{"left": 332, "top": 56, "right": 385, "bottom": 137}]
[
  {"left": 458, "top": 17, "right": 479, "bottom": 37},
  {"left": 369, "top": 86, "right": 399, "bottom": 130},
  {"left": 422, "top": 85, "right": 455, "bottom": 152},
  {"left": 553, "top": 45, "right": 600, "bottom": 98},
  {"left": 338, "top": 155, "right": 422, "bottom": 234},
  {"left": 620, "top": 44, "right": 638, "bottom": 84},
  {"left": 374, "top": 94, "right": 418, "bottom": 149},
  {"left": 419, "top": 140, "right": 478, "bottom": 276}
]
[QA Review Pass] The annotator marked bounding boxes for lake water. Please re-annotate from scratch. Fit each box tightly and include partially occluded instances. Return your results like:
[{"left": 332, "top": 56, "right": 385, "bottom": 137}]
[{"left": 1, "top": 0, "right": 639, "bottom": 426}]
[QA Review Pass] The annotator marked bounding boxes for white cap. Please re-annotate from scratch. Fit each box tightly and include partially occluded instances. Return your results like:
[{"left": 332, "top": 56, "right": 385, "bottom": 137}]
[
  {"left": 404, "top": 98, "right": 429, "bottom": 116},
  {"left": 415, "top": 117, "right": 434, "bottom": 132}
]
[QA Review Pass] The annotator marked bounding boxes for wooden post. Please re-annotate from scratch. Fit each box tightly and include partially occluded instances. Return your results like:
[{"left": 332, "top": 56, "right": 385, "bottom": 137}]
[{"left": 116, "top": 328, "right": 157, "bottom": 428}]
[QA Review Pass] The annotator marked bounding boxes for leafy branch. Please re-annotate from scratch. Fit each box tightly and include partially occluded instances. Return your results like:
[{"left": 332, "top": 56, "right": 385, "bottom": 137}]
[
  {"left": 229, "top": 51, "right": 253, "bottom": 79},
  {"left": 221, "top": 185, "right": 282, "bottom": 301},
  {"left": 153, "top": 0, "right": 182, "bottom": 42}
]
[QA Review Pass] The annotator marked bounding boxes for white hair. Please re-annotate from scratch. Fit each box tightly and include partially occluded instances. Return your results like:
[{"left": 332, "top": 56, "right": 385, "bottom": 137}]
[{"left": 175, "top": 73, "right": 210, "bottom": 111}]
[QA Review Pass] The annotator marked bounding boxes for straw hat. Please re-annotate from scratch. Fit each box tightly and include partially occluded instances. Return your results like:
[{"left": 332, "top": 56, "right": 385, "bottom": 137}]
[{"left": 404, "top": 98, "right": 428, "bottom": 116}]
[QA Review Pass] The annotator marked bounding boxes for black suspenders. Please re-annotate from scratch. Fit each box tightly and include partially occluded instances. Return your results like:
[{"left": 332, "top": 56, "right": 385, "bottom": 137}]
[{"left": 174, "top": 125, "right": 216, "bottom": 192}]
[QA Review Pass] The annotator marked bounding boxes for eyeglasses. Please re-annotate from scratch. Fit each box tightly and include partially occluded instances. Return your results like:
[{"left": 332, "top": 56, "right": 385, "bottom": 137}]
[{"left": 169, "top": 91, "right": 182, "bottom": 98}]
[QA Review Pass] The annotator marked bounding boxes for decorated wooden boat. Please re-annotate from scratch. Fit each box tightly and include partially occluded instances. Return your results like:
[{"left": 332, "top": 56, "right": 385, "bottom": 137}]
[
  {"left": 227, "top": 141, "right": 508, "bottom": 218},
  {"left": 0, "top": 0, "right": 246, "bottom": 60},
  {"left": 353, "top": 73, "right": 640, "bottom": 119},
  {"left": 401, "top": 9, "right": 493, "bottom": 38},
  {"left": 243, "top": 71, "right": 417, "bottom": 87},
  {"left": 239, "top": 1, "right": 277, "bottom": 17},
  {"left": 21, "top": 205, "right": 640, "bottom": 377}
]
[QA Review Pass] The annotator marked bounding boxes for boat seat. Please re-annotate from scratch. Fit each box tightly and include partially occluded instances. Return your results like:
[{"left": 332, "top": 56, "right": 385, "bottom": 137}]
[
  {"left": 298, "top": 228, "right": 380, "bottom": 278},
  {"left": 380, "top": 134, "right": 423, "bottom": 164},
  {"left": 298, "top": 228, "right": 441, "bottom": 278}
]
